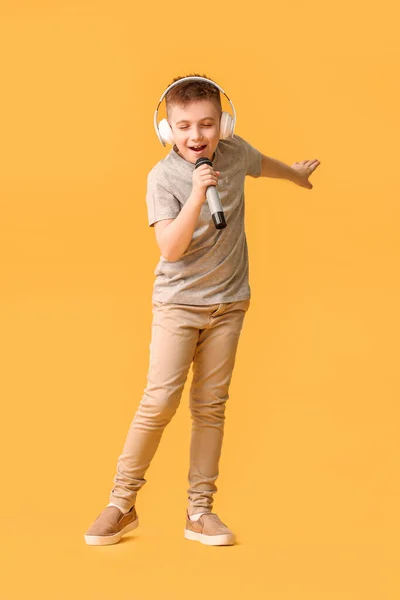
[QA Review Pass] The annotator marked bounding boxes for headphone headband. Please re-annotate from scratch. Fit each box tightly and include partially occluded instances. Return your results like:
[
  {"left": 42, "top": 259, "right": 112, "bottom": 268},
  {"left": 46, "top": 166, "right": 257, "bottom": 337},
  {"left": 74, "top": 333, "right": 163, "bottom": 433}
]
[{"left": 153, "top": 76, "right": 236, "bottom": 145}]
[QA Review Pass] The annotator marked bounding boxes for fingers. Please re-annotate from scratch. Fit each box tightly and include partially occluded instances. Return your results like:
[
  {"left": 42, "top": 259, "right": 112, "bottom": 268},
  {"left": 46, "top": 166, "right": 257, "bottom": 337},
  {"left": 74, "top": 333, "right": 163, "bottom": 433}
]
[
  {"left": 301, "top": 159, "right": 321, "bottom": 168},
  {"left": 201, "top": 176, "right": 219, "bottom": 186},
  {"left": 200, "top": 172, "right": 219, "bottom": 180},
  {"left": 197, "top": 165, "right": 220, "bottom": 176},
  {"left": 195, "top": 164, "right": 220, "bottom": 185}
]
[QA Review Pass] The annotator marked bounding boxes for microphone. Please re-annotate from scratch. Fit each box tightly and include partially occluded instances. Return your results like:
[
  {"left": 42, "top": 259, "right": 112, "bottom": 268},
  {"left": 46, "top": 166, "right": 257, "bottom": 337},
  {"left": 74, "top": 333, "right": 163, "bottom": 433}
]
[{"left": 195, "top": 157, "right": 227, "bottom": 229}]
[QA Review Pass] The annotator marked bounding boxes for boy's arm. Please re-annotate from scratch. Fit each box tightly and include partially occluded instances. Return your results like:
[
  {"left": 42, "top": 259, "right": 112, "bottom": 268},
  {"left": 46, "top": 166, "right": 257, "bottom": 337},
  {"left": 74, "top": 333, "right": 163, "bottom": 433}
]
[
  {"left": 260, "top": 154, "right": 320, "bottom": 189},
  {"left": 155, "top": 191, "right": 205, "bottom": 262},
  {"left": 153, "top": 163, "right": 219, "bottom": 262}
]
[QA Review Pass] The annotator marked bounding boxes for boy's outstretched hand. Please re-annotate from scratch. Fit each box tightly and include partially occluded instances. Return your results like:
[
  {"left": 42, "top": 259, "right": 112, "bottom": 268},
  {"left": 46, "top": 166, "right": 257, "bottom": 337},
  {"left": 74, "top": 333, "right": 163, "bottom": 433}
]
[{"left": 290, "top": 159, "right": 321, "bottom": 189}]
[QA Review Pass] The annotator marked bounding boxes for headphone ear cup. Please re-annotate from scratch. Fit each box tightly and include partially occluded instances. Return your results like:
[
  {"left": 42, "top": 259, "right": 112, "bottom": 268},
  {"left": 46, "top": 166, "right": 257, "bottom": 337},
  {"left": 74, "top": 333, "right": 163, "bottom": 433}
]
[
  {"left": 219, "top": 111, "right": 234, "bottom": 139},
  {"left": 158, "top": 118, "right": 174, "bottom": 146}
]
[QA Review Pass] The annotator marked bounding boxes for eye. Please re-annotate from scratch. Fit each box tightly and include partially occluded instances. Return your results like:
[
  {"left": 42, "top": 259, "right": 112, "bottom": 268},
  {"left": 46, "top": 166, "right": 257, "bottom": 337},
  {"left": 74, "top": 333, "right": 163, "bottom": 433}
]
[{"left": 179, "top": 126, "right": 189, "bottom": 130}]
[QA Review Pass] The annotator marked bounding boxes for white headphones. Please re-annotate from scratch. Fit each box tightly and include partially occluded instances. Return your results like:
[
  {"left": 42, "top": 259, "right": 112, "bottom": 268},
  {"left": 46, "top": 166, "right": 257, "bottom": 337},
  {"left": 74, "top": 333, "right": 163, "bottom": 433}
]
[{"left": 153, "top": 76, "right": 236, "bottom": 147}]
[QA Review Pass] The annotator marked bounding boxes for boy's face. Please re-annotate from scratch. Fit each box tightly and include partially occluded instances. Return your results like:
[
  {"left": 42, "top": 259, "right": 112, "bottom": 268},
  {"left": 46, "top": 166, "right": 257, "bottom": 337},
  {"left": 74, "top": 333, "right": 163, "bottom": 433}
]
[{"left": 168, "top": 99, "right": 221, "bottom": 164}]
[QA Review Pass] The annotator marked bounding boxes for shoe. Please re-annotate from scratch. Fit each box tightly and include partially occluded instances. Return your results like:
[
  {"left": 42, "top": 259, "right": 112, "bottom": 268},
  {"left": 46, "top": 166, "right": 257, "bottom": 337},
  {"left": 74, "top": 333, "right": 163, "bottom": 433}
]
[
  {"left": 84, "top": 505, "right": 139, "bottom": 546},
  {"left": 184, "top": 512, "right": 235, "bottom": 546}
]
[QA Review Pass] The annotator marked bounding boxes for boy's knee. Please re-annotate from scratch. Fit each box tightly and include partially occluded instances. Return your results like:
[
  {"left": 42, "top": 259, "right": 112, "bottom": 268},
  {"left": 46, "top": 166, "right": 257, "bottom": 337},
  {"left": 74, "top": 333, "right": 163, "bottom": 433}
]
[
  {"left": 190, "top": 396, "right": 227, "bottom": 425},
  {"left": 136, "top": 389, "right": 181, "bottom": 425}
]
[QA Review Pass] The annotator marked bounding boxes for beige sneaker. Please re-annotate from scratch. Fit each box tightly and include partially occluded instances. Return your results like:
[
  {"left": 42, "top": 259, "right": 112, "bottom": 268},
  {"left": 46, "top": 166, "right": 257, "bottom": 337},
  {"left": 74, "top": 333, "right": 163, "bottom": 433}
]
[
  {"left": 184, "top": 512, "right": 235, "bottom": 546},
  {"left": 84, "top": 506, "right": 139, "bottom": 546}
]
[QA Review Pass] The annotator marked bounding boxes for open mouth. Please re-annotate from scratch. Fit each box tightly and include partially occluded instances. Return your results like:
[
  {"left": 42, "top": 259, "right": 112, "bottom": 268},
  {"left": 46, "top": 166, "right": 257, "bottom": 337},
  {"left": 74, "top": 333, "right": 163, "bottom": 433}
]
[{"left": 189, "top": 145, "right": 207, "bottom": 153}]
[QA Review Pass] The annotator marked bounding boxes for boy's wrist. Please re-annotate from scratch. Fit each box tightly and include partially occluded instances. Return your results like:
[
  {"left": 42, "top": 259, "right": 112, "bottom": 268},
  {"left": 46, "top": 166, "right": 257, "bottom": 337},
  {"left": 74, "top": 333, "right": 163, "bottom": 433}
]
[
  {"left": 288, "top": 167, "right": 302, "bottom": 185},
  {"left": 189, "top": 190, "right": 206, "bottom": 205},
  {"left": 261, "top": 154, "right": 301, "bottom": 184}
]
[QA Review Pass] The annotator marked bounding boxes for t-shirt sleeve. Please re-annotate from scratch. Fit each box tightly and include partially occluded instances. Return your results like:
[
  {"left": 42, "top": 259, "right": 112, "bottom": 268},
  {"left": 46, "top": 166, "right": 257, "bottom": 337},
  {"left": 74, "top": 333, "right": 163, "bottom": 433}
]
[
  {"left": 146, "top": 168, "right": 181, "bottom": 227},
  {"left": 235, "top": 134, "right": 263, "bottom": 178}
]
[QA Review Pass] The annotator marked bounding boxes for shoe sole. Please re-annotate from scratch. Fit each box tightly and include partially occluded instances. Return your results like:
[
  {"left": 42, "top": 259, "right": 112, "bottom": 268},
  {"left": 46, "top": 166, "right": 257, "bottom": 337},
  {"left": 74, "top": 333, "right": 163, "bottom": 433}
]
[
  {"left": 84, "top": 517, "right": 139, "bottom": 546},
  {"left": 184, "top": 528, "right": 235, "bottom": 546}
]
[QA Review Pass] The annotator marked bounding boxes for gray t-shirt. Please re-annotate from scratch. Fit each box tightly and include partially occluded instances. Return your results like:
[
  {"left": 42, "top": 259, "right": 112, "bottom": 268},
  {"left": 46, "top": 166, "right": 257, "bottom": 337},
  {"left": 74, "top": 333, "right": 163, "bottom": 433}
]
[{"left": 146, "top": 134, "right": 262, "bottom": 305}]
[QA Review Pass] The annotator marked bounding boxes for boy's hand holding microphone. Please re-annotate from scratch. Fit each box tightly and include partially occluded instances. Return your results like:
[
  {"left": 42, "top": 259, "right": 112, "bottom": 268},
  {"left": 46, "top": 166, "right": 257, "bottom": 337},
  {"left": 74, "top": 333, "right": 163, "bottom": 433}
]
[{"left": 192, "top": 158, "right": 227, "bottom": 229}]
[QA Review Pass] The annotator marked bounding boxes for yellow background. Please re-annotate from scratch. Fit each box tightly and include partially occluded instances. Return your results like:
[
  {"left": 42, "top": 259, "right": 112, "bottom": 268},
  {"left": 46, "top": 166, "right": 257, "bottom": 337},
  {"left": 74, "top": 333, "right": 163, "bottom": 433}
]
[{"left": 1, "top": 1, "right": 399, "bottom": 598}]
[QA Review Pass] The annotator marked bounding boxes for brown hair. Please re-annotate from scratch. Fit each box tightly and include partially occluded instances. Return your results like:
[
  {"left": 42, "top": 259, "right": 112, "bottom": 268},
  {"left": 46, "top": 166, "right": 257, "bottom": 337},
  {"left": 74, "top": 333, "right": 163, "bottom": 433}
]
[{"left": 165, "top": 73, "right": 222, "bottom": 116}]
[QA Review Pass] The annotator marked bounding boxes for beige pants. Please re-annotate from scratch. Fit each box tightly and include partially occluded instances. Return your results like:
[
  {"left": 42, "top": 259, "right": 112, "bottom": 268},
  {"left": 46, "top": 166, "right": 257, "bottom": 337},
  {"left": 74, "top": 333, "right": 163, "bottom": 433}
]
[{"left": 109, "top": 298, "right": 250, "bottom": 516}]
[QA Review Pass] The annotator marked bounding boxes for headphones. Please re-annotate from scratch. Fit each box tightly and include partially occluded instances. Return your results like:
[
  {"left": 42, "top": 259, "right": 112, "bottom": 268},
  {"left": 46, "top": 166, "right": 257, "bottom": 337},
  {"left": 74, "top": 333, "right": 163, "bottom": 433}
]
[{"left": 153, "top": 76, "right": 236, "bottom": 147}]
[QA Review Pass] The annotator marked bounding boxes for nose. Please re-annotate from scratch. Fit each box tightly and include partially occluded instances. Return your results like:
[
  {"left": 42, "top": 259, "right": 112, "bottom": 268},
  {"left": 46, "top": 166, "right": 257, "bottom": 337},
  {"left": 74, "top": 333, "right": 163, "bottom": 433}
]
[{"left": 190, "top": 126, "right": 203, "bottom": 141}]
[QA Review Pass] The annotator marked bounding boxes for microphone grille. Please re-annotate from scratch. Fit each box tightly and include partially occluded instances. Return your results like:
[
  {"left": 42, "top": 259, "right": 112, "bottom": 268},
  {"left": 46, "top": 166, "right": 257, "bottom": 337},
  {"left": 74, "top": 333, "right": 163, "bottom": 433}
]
[{"left": 195, "top": 157, "right": 213, "bottom": 169}]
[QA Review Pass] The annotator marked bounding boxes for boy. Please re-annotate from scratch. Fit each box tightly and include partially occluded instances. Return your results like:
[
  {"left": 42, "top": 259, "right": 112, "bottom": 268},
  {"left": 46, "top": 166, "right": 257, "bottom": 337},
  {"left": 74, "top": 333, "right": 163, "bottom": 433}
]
[{"left": 84, "top": 74, "right": 320, "bottom": 547}]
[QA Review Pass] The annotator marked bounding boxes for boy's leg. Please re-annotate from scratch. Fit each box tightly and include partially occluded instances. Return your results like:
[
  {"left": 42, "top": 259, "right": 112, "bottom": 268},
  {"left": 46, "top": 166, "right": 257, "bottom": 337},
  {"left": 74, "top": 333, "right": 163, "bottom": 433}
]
[
  {"left": 108, "top": 301, "right": 201, "bottom": 512},
  {"left": 187, "top": 298, "right": 250, "bottom": 516}
]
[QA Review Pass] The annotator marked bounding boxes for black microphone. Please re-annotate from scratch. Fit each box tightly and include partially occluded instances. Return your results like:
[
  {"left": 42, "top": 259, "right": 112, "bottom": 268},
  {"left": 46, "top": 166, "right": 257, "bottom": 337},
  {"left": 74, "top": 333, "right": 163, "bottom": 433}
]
[{"left": 195, "top": 157, "right": 227, "bottom": 229}]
